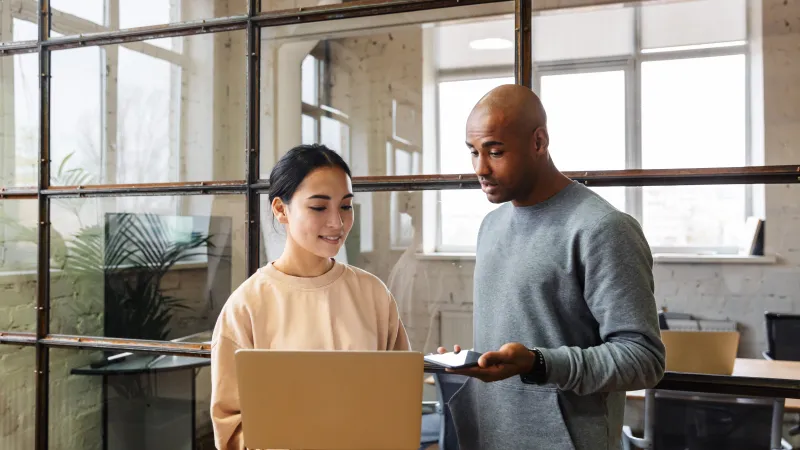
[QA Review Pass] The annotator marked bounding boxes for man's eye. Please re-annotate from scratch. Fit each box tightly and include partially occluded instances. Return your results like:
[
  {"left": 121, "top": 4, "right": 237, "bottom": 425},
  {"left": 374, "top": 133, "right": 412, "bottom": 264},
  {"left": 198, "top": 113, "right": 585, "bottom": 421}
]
[{"left": 490, "top": 151, "right": 503, "bottom": 157}]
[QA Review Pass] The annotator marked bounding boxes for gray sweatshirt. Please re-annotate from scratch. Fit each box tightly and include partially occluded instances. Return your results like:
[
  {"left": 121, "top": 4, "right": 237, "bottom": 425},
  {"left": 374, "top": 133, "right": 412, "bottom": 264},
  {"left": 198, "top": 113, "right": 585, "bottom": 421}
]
[{"left": 449, "top": 181, "right": 666, "bottom": 450}]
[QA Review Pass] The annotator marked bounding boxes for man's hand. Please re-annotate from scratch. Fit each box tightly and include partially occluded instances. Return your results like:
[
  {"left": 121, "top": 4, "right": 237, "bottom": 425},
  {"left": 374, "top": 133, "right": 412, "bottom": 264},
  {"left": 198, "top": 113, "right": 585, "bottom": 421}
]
[{"left": 435, "top": 343, "right": 535, "bottom": 383}]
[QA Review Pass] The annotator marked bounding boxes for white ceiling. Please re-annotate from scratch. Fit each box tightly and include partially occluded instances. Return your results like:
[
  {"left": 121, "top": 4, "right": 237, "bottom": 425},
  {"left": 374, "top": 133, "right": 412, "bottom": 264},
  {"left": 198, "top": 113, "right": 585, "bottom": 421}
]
[{"left": 434, "top": 17, "right": 515, "bottom": 71}]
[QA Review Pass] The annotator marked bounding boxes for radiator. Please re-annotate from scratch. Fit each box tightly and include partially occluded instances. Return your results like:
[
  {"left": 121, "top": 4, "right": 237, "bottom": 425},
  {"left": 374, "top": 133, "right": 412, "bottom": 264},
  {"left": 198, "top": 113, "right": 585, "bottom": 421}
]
[{"left": 439, "top": 311, "right": 474, "bottom": 350}]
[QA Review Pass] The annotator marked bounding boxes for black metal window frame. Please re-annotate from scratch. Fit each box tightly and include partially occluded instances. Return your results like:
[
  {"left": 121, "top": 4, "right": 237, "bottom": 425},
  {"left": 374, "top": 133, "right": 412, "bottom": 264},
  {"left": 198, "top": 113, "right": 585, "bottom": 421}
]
[{"left": 1, "top": 1, "right": 799, "bottom": 448}]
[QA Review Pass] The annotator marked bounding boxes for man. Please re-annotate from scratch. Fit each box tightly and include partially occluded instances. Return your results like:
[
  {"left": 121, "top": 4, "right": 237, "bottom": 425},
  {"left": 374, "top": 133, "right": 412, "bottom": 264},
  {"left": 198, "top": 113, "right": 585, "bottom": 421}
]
[{"left": 439, "top": 84, "right": 665, "bottom": 450}]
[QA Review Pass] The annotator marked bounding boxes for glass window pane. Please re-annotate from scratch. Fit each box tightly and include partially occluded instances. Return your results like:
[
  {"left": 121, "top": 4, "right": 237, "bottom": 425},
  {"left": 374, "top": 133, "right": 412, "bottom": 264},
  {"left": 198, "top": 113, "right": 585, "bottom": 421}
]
[
  {"left": 641, "top": 55, "right": 746, "bottom": 169},
  {"left": 643, "top": 185, "right": 747, "bottom": 249},
  {"left": 540, "top": 70, "right": 627, "bottom": 212},
  {"left": 119, "top": 0, "right": 175, "bottom": 50},
  {"left": 261, "top": 0, "right": 444, "bottom": 12},
  {"left": 302, "top": 115, "right": 317, "bottom": 145},
  {"left": 395, "top": 149, "right": 412, "bottom": 176},
  {"left": 50, "top": 45, "right": 102, "bottom": 187},
  {"left": 1, "top": 48, "right": 39, "bottom": 188},
  {"left": 0, "top": 200, "right": 38, "bottom": 332},
  {"left": 641, "top": 56, "right": 747, "bottom": 249},
  {"left": 3, "top": 17, "right": 37, "bottom": 43},
  {"left": 640, "top": 0, "right": 747, "bottom": 51},
  {"left": 320, "top": 116, "right": 348, "bottom": 157},
  {"left": 49, "top": 195, "right": 246, "bottom": 340},
  {"left": 437, "top": 77, "right": 514, "bottom": 175},
  {"left": 50, "top": 0, "right": 105, "bottom": 26},
  {"left": 50, "top": 31, "right": 246, "bottom": 186},
  {"left": 0, "top": 345, "right": 35, "bottom": 449},
  {"left": 533, "top": 6, "right": 634, "bottom": 62},
  {"left": 51, "top": 0, "right": 246, "bottom": 37},
  {"left": 259, "top": 6, "right": 514, "bottom": 176},
  {"left": 117, "top": 47, "right": 174, "bottom": 183},
  {"left": 49, "top": 347, "right": 213, "bottom": 450},
  {"left": 301, "top": 55, "right": 318, "bottom": 106},
  {"left": 439, "top": 190, "right": 499, "bottom": 250}
]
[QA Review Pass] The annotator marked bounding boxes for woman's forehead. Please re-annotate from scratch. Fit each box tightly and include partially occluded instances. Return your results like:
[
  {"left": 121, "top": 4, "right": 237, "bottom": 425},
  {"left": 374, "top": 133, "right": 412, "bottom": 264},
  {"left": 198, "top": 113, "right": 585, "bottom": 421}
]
[{"left": 296, "top": 166, "right": 352, "bottom": 196}]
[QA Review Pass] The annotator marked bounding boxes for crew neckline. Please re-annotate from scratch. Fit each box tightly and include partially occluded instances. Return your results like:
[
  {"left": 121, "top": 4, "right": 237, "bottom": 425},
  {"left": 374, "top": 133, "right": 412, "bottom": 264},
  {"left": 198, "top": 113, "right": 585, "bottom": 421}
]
[
  {"left": 512, "top": 180, "right": 581, "bottom": 214},
  {"left": 260, "top": 259, "right": 345, "bottom": 290}
]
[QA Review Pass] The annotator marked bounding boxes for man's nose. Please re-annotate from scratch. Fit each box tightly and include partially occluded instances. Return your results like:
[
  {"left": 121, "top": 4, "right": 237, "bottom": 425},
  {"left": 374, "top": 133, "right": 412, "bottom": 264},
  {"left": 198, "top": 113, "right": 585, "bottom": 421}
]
[{"left": 474, "top": 154, "right": 491, "bottom": 176}]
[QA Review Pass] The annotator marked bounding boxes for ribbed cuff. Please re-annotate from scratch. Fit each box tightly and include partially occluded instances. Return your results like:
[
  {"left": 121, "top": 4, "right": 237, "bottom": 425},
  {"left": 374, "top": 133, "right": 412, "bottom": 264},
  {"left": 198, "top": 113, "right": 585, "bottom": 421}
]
[{"left": 537, "top": 346, "right": 570, "bottom": 387}]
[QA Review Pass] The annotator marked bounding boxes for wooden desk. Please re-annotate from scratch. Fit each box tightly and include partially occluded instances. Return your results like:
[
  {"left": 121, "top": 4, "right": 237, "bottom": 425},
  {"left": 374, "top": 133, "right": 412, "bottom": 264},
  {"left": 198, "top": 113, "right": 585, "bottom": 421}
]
[{"left": 627, "top": 358, "right": 800, "bottom": 412}]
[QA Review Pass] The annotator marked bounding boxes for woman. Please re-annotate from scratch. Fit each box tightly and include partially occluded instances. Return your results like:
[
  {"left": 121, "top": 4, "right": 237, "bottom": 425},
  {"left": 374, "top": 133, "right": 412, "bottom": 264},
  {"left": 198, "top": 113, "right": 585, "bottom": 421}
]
[{"left": 210, "top": 144, "right": 410, "bottom": 450}]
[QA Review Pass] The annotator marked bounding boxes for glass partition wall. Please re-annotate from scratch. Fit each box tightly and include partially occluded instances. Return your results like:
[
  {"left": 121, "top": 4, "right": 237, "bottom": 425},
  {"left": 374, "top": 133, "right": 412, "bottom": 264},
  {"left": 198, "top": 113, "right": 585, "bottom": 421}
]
[{"left": 2, "top": 0, "right": 799, "bottom": 448}]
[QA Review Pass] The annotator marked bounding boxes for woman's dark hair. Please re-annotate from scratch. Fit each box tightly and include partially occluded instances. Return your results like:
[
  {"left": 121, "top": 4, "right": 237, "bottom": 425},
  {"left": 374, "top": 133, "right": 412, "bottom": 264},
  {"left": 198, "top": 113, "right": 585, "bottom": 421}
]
[{"left": 268, "top": 144, "right": 352, "bottom": 204}]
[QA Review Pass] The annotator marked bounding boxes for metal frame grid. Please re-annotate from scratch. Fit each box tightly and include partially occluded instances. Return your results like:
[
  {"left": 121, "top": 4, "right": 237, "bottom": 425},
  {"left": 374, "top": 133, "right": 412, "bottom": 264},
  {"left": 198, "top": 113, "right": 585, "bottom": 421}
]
[{"left": 0, "top": 1, "right": 799, "bottom": 448}]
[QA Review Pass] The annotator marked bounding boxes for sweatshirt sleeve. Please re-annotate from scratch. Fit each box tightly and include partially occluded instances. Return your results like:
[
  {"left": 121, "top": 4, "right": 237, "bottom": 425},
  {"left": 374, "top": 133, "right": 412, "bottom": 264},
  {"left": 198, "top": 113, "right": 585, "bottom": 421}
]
[
  {"left": 210, "top": 335, "right": 246, "bottom": 450},
  {"left": 210, "top": 298, "right": 254, "bottom": 450},
  {"left": 387, "top": 291, "right": 411, "bottom": 350},
  {"left": 538, "top": 211, "right": 666, "bottom": 395}
]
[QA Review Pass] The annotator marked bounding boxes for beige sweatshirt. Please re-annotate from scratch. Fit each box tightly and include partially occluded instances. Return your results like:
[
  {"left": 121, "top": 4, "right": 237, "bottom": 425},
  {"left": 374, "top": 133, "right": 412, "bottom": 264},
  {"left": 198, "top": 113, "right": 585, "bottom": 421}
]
[{"left": 210, "top": 261, "right": 411, "bottom": 450}]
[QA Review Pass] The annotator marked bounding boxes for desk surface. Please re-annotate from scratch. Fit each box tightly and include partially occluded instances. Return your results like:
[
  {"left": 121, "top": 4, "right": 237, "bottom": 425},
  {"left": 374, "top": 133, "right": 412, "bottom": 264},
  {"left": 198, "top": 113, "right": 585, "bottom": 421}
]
[{"left": 628, "top": 358, "right": 800, "bottom": 411}]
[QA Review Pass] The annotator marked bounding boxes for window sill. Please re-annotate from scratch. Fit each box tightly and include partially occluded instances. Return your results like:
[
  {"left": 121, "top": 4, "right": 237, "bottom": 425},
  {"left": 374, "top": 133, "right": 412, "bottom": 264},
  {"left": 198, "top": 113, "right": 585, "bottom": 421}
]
[
  {"left": 416, "top": 252, "right": 778, "bottom": 265},
  {"left": 651, "top": 254, "right": 777, "bottom": 264},
  {"left": 415, "top": 252, "right": 479, "bottom": 261}
]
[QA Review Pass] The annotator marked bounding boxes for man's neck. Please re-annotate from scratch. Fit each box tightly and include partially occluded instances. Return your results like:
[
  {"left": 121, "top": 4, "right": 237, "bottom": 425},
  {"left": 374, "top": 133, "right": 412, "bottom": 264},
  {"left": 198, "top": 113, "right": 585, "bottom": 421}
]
[{"left": 511, "top": 168, "right": 573, "bottom": 208}]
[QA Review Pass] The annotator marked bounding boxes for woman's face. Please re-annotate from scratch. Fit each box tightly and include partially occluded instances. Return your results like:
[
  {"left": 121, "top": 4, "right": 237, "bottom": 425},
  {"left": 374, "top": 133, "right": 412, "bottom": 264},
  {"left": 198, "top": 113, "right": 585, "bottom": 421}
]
[{"left": 273, "top": 166, "right": 354, "bottom": 259}]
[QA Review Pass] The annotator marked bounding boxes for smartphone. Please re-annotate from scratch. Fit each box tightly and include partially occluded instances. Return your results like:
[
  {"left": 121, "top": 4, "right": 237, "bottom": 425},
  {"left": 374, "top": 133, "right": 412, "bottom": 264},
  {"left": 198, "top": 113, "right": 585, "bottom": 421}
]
[{"left": 424, "top": 350, "right": 483, "bottom": 369}]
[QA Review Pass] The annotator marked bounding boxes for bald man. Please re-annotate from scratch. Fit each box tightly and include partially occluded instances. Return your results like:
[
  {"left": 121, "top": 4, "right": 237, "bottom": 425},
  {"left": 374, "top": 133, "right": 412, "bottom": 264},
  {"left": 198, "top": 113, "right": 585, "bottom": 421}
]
[{"left": 439, "top": 85, "right": 665, "bottom": 450}]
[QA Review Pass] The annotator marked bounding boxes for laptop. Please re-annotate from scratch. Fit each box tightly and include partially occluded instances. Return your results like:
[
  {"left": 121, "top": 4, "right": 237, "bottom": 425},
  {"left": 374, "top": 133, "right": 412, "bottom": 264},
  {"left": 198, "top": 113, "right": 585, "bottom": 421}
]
[
  {"left": 661, "top": 330, "right": 740, "bottom": 375},
  {"left": 235, "top": 349, "right": 424, "bottom": 450}
]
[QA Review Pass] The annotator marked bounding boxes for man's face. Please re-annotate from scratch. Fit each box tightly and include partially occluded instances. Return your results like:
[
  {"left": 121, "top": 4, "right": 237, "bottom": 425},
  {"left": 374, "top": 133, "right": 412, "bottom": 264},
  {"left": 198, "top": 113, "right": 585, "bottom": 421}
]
[{"left": 466, "top": 109, "right": 536, "bottom": 204}]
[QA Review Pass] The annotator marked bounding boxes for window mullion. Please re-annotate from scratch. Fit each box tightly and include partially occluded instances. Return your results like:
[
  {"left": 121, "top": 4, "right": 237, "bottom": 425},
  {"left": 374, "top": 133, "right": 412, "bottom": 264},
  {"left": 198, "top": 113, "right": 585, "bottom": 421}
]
[
  {"left": 102, "top": 0, "right": 119, "bottom": 185},
  {"left": 629, "top": 4, "right": 643, "bottom": 224}
]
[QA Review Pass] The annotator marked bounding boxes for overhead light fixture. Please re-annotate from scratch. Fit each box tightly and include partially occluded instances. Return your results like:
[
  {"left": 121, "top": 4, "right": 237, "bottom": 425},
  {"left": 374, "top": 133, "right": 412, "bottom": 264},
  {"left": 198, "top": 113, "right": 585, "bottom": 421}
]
[{"left": 469, "top": 38, "right": 512, "bottom": 50}]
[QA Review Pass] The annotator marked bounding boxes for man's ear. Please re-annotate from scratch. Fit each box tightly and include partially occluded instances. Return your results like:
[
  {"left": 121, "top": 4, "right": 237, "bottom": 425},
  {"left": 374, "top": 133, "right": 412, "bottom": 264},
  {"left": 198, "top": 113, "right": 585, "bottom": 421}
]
[
  {"left": 272, "top": 198, "right": 289, "bottom": 224},
  {"left": 533, "top": 127, "right": 549, "bottom": 153}
]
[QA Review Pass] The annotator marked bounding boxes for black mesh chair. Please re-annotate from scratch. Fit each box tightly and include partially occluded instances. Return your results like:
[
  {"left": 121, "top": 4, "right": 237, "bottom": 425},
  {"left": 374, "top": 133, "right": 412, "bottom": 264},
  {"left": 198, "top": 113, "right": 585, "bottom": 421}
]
[
  {"left": 763, "top": 312, "right": 800, "bottom": 361},
  {"left": 420, "top": 373, "right": 468, "bottom": 450},
  {"left": 763, "top": 311, "right": 800, "bottom": 436},
  {"left": 653, "top": 391, "right": 792, "bottom": 450}
]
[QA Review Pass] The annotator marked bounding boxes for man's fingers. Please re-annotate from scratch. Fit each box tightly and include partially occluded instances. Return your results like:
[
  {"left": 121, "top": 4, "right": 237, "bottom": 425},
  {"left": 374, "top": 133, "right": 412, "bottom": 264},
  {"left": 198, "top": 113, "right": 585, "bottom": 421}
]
[
  {"left": 437, "top": 345, "right": 461, "bottom": 354},
  {"left": 479, "top": 351, "right": 506, "bottom": 367}
]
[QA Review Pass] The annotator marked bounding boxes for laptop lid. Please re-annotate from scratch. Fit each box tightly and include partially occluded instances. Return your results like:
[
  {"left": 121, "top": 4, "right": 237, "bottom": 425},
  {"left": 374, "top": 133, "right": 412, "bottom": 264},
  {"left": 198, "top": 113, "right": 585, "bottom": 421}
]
[
  {"left": 235, "top": 350, "right": 424, "bottom": 450},
  {"left": 661, "top": 330, "right": 740, "bottom": 375}
]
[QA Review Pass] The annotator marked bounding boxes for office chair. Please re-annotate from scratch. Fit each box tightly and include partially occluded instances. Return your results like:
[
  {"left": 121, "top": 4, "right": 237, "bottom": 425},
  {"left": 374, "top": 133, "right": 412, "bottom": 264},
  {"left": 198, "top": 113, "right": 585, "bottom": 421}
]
[
  {"left": 763, "top": 312, "right": 800, "bottom": 361},
  {"left": 763, "top": 311, "right": 800, "bottom": 436},
  {"left": 420, "top": 373, "right": 468, "bottom": 450},
  {"left": 652, "top": 391, "right": 793, "bottom": 450}
]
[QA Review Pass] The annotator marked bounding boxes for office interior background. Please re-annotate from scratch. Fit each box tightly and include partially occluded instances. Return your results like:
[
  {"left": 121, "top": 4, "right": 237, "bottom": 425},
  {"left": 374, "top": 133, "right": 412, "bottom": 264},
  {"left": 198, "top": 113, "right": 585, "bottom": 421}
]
[{"left": 1, "top": 0, "right": 799, "bottom": 448}]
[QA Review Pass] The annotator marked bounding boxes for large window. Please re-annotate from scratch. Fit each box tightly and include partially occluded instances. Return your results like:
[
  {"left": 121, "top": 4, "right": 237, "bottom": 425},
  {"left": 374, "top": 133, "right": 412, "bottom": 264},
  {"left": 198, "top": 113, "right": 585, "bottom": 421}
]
[
  {"left": 301, "top": 47, "right": 351, "bottom": 161},
  {"left": 437, "top": 77, "right": 511, "bottom": 251},
  {"left": 434, "top": 0, "right": 751, "bottom": 254},
  {"left": 1, "top": 15, "right": 184, "bottom": 273}
]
